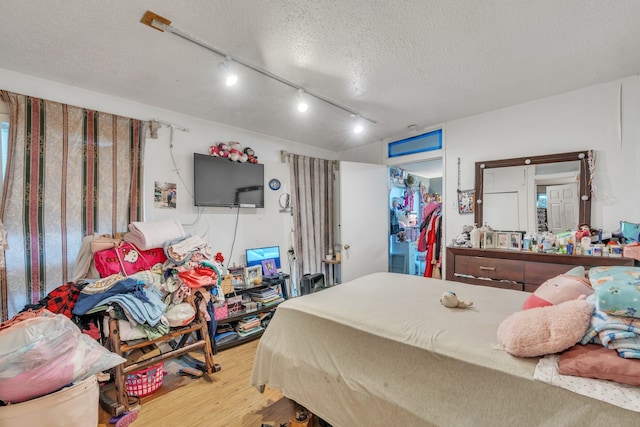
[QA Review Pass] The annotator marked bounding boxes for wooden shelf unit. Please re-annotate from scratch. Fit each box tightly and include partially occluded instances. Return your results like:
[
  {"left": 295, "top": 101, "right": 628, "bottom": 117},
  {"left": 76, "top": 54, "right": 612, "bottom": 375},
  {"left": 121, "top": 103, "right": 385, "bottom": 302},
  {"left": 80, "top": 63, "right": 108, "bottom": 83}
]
[{"left": 100, "top": 293, "right": 219, "bottom": 416}]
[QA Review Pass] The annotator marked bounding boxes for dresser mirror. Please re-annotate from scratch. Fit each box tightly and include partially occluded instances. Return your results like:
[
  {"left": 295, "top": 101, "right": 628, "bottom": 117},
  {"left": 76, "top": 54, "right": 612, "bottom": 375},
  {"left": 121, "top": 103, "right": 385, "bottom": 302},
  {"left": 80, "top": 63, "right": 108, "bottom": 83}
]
[{"left": 474, "top": 151, "right": 591, "bottom": 234}]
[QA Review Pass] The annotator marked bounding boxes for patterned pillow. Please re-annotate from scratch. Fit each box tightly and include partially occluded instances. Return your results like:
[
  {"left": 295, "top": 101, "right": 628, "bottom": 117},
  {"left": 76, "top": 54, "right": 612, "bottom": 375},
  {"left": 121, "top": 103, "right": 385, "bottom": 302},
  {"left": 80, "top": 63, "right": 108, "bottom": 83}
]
[
  {"left": 621, "top": 221, "right": 640, "bottom": 242},
  {"left": 589, "top": 266, "right": 640, "bottom": 318}
]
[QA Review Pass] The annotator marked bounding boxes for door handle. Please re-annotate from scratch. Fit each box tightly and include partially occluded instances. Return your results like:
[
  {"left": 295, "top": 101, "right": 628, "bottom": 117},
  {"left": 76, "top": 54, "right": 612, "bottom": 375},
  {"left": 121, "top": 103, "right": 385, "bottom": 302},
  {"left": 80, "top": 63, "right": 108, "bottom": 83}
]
[{"left": 343, "top": 244, "right": 351, "bottom": 250}]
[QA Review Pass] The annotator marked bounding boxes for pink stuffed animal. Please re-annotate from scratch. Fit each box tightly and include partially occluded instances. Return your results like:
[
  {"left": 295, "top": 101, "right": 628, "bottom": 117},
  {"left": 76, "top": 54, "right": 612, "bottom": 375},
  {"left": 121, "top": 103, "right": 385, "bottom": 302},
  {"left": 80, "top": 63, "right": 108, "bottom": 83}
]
[
  {"left": 210, "top": 144, "right": 221, "bottom": 157},
  {"left": 521, "top": 266, "right": 593, "bottom": 310},
  {"left": 217, "top": 142, "right": 230, "bottom": 159}
]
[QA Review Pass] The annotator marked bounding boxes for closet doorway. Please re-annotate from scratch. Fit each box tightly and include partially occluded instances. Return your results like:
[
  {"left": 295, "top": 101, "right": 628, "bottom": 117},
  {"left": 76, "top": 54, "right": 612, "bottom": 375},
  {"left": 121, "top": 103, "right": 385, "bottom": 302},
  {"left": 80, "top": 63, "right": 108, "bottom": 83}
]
[{"left": 388, "top": 159, "right": 442, "bottom": 277}]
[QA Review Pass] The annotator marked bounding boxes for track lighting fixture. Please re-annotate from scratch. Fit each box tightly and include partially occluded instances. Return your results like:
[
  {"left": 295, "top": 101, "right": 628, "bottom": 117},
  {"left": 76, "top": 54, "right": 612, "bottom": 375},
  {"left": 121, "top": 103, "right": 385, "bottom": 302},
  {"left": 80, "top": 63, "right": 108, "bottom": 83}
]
[
  {"left": 297, "top": 89, "right": 309, "bottom": 113},
  {"left": 141, "top": 10, "right": 377, "bottom": 131},
  {"left": 217, "top": 57, "right": 238, "bottom": 86},
  {"left": 352, "top": 116, "right": 364, "bottom": 134}
]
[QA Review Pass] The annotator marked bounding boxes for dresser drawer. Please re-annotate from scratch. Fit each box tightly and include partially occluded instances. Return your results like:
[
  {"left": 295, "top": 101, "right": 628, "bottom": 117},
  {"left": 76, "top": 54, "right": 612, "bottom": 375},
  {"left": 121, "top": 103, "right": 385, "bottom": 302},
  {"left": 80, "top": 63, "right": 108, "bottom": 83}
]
[{"left": 453, "top": 255, "right": 524, "bottom": 283}]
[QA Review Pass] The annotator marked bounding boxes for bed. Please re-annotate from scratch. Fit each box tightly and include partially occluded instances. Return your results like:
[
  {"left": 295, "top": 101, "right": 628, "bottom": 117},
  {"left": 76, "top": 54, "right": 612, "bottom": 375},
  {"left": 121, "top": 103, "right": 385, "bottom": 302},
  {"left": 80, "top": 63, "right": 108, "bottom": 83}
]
[{"left": 250, "top": 272, "right": 638, "bottom": 426}]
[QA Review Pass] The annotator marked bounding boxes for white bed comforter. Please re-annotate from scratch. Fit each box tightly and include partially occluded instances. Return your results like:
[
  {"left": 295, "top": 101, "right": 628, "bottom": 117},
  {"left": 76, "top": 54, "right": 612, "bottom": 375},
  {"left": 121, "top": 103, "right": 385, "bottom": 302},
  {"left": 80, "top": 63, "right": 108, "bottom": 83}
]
[{"left": 251, "top": 272, "right": 637, "bottom": 426}]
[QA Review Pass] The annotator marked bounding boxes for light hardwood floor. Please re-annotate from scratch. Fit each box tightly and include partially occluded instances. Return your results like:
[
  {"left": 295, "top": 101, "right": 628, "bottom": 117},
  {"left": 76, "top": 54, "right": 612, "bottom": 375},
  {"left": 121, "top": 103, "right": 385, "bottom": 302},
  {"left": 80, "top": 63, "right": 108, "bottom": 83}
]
[{"left": 98, "top": 340, "right": 296, "bottom": 427}]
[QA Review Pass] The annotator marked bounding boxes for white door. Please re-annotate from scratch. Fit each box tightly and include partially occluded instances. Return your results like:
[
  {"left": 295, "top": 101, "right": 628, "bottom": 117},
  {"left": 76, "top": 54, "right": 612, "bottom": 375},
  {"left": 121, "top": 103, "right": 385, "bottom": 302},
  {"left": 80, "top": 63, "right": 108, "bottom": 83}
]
[
  {"left": 546, "top": 183, "right": 579, "bottom": 233},
  {"left": 339, "top": 161, "right": 388, "bottom": 282}
]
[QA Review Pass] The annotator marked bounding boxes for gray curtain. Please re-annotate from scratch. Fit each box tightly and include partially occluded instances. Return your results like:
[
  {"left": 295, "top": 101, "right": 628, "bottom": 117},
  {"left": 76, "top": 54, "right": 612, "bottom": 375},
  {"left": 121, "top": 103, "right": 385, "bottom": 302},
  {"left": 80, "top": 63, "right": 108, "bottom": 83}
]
[{"left": 288, "top": 154, "right": 334, "bottom": 293}]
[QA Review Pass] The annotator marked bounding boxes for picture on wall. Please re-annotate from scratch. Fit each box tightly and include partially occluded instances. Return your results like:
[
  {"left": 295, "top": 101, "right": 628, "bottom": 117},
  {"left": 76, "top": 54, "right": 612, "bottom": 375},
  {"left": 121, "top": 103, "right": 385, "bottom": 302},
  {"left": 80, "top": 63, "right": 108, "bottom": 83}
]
[
  {"left": 154, "top": 181, "right": 177, "bottom": 209},
  {"left": 457, "top": 189, "right": 475, "bottom": 214}
]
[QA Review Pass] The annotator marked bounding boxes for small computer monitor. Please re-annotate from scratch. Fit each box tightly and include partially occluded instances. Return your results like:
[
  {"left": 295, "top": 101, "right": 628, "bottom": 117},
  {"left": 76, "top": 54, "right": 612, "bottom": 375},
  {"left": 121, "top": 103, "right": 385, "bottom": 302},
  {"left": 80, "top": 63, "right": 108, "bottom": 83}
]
[{"left": 245, "top": 246, "right": 281, "bottom": 269}]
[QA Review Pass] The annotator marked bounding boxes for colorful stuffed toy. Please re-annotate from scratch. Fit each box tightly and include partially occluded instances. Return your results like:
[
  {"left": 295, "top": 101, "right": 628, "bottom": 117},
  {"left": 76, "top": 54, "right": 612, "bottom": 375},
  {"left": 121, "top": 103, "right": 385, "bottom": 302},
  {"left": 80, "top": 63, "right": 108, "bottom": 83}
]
[
  {"left": 216, "top": 142, "right": 230, "bottom": 159},
  {"left": 244, "top": 147, "right": 258, "bottom": 164},
  {"left": 440, "top": 291, "right": 473, "bottom": 308},
  {"left": 229, "top": 141, "right": 248, "bottom": 162},
  {"left": 521, "top": 266, "right": 593, "bottom": 310}
]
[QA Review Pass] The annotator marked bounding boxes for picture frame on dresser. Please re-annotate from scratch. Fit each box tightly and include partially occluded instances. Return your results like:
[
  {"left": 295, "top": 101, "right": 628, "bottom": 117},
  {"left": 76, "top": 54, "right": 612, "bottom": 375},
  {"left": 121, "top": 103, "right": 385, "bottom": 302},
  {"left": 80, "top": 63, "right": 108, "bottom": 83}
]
[
  {"left": 509, "top": 232, "right": 522, "bottom": 250},
  {"left": 496, "top": 232, "right": 509, "bottom": 249},
  {"left": 483, "top": 231, "right": 495, "bottom": 249}
]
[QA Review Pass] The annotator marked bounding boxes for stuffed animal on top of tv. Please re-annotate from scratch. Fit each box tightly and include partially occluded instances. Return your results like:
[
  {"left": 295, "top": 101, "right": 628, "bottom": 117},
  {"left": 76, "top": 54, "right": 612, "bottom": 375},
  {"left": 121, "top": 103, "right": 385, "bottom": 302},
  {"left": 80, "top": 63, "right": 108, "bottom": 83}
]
[
  {"left": 229, "top": 141, "right": 248, "bottom": 162},
  {"left": 244, "top": 147, "right": 258, "bottom": 164},
  {"left": 210, "top": 142, "right": 230, "bottom": 159}
]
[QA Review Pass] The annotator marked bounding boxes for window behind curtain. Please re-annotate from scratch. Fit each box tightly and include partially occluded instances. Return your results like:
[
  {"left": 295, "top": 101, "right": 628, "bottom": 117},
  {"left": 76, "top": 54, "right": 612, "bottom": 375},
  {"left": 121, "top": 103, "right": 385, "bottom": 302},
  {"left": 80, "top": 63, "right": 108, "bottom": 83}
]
[{"left": 0, "top": 107, "right": 8, "bottom": 196}]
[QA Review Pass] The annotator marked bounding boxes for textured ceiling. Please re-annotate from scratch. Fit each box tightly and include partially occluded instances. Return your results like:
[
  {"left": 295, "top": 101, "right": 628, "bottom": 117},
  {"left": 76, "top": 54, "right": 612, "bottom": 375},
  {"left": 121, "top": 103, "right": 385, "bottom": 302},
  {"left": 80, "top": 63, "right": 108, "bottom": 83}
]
[{"left": 1, "top": 1, "right": 639, "bottom": 152}]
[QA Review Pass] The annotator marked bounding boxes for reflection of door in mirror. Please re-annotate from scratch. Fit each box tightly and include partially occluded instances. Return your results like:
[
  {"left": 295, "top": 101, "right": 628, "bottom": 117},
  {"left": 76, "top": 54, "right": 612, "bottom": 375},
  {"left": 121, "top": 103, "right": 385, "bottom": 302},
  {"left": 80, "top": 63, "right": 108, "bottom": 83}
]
[{"left": 545, "top": 184, "right": 579, "bottom": 233}]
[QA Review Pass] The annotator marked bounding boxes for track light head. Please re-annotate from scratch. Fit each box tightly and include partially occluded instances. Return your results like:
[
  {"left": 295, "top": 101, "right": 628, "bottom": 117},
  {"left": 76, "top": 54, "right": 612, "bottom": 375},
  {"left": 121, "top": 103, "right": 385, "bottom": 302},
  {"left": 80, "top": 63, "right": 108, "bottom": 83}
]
[
  {"left": 297, "top": 89, "right": 308, "bottom": 113},
  {"left": 217, "top": 57, "right": 238, "bottom": 87},
  {"left": 352, "top": 115, "right": 364, "bottom": 134}
]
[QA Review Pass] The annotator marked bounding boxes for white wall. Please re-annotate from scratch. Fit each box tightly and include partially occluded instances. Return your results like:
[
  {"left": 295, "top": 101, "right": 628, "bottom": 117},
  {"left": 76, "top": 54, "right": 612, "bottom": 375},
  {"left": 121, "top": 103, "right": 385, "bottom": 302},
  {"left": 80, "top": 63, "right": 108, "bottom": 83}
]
[
  {"left": 3, "top": 68, "right": 638, "bottom": 275},
  {"left": 445, "top": 75, "right": 640, "bottom": 245},
  {"left": 0, "top": 67, "right": 337, "bottom": 273},
  {"left": 338, "top": 75, "right": 640, "bottom": 269}
]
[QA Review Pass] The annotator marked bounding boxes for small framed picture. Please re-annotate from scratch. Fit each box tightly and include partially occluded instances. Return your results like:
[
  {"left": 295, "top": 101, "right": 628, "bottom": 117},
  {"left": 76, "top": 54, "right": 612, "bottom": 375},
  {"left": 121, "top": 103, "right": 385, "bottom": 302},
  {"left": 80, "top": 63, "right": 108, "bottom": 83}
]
[
  {"left": 261, "top": 258, "right": 278, "bottom": 276},
  {"left": 457, "top": 189, "right": 475, "bottom": 215},
  {"left": 244, "top": 265, "right": 262, "bottom": 288},
  {"left": 483, "top": 231, "right": 495, "bottom": 249},
  {"left": 229, "top": 267, "right": 245, "bottom": 290},
  {"left": 496, "top": 232, "right": 509, "bottom": 249},
  {"left": 509, "top": 232, "right": 522, "bottom": 250}
]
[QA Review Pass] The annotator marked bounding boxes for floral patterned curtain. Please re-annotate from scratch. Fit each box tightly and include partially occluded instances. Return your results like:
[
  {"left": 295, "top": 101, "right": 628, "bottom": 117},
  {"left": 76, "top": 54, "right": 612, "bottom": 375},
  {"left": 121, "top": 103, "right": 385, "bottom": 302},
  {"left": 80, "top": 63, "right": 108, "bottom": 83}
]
[
  {"left": 288, "top": 154, "right": 334, "bottom": 293},
  {"left": 0, "top": 90, "right": 144, "bottom": 320}
]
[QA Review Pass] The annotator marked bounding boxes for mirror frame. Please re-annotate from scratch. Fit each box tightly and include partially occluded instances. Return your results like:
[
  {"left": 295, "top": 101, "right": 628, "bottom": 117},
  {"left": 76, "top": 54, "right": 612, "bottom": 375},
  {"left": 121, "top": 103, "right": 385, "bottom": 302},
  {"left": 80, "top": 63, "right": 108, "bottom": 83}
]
[{"left": 474, "top": 150, "right": 591, "bottom": 229}]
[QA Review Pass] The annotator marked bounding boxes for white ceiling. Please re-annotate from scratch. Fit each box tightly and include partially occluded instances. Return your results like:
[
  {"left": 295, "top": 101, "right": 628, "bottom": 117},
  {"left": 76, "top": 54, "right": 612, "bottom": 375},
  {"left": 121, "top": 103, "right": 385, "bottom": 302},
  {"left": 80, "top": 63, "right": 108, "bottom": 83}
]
[{"left": 1, "top": 1, "right": 639, "bottom": 152}]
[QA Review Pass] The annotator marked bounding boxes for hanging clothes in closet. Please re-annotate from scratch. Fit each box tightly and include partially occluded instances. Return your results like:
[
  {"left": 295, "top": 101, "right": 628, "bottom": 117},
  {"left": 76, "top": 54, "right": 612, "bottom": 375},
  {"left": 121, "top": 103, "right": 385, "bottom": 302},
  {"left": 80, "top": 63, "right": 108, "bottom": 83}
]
[{"left": 418, "top": 201, "right": 443, "bottom": 279}]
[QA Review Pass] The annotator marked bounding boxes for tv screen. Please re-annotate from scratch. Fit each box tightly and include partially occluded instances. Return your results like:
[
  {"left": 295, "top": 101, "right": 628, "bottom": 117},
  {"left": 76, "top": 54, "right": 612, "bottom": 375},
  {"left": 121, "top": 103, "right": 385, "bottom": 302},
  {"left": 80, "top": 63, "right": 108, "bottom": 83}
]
[
  {"left": 193, "top": 153, "right": 264, "bottom": 208},
  {"left": 246, "top": 246, "right": 281, "bottom": 269}
]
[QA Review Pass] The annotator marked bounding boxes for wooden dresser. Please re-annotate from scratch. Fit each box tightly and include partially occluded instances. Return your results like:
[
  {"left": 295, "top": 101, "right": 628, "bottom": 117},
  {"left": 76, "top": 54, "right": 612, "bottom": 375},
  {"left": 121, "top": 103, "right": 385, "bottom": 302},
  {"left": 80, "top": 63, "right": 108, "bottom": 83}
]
[{"left": 446, "top": 247, "right": 637, "bottom": 292}]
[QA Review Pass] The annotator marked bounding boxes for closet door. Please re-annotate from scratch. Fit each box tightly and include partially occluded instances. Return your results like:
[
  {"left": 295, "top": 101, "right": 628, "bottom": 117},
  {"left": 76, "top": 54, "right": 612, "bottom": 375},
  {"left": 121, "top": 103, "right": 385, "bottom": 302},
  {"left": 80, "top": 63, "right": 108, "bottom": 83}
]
[{"left": 339, "top": 161, "right": 388, "bottom": 282}]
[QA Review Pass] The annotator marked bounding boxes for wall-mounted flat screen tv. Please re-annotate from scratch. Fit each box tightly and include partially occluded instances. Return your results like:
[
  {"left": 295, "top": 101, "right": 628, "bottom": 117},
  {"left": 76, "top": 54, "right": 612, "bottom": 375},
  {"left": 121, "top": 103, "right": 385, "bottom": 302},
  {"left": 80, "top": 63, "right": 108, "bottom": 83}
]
[{"left": 193, "top": 153, "right": 264, "bottom": 208}]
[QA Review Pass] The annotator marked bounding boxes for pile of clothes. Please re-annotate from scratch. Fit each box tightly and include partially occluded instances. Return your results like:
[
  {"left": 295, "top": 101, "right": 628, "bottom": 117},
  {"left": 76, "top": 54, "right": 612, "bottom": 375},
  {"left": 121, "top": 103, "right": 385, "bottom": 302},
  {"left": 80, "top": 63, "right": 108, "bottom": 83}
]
[{"left": 581, "top": 266, "right": 640, "bottom": 358}]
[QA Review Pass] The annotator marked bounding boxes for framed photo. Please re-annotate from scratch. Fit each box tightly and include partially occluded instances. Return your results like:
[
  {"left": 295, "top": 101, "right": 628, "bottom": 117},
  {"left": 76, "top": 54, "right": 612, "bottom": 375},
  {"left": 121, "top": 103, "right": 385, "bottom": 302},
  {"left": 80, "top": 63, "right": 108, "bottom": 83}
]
[
  {"left": 261, "top": 258, "right": 278, "bottom": 276},
  {"left": 483, "top": 231, "right": 495, "bottom": 249},
  {"left": 229, "top": 267, "right": 245, "bottom": 290},
  {"left": 244, "top": 265, "right": 262, "bottom": 287},
  {"left": 496, "top": 232, "right": 509, "bottom": 249},
  {"left": 457, "top": 189, "right": 475, "bottom": 215},
  {"left": 509, "top": 232, "right": 522, "bottom": 250}
]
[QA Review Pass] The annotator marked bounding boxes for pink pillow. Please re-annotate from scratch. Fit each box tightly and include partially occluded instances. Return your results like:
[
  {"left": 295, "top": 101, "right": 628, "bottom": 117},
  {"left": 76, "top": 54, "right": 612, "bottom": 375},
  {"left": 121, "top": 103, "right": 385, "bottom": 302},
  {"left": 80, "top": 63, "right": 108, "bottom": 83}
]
[
  {"left": 497, "top": 299, "right": 593, "bottom": 358},
  {"left": 522, "top": 273, "right": 593, "bottom": 310},
  {"left": 559, "top": 344, "right": 640, "bottom": 386}
]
